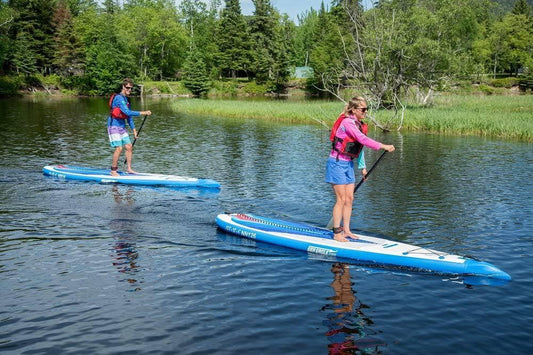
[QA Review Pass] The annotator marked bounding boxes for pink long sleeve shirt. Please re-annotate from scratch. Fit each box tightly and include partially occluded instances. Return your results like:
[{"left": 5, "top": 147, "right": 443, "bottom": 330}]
[{"left": 329, "top": 115, "right": 381, "bottom": 162}]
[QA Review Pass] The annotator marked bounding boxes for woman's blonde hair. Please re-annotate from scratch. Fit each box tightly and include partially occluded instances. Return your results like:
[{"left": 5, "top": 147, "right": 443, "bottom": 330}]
[{"left": 344, "top": 96, "right": 367, "bottom": 115}]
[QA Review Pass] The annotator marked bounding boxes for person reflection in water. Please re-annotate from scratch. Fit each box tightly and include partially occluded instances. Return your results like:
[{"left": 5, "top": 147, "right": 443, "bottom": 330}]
[
  {"left": 111, "top": 186, "right": 141, "bottom": 291},
  {"left": 323, "top": 263, "right": 385, "bottom": 354}
]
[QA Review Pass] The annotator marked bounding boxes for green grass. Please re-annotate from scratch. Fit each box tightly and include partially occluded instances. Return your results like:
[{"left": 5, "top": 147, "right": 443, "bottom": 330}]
[
  {"left": 171, "top": 95, "right": 532, "bottom": 141},
  {"left": 172, "top": 98, "right": 342, "bottom": 125},
  {"left": 397, "top": 95, "right": 532, "bottom": 141}
]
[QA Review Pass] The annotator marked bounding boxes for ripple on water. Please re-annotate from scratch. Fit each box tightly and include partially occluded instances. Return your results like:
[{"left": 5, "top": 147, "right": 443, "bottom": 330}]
[{"left": 1, "top": 101, "right": 531, "bottom": 354}]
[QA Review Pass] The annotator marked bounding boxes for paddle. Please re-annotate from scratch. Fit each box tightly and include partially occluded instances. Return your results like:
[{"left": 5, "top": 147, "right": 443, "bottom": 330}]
[
  {"left": 123, "top": 115, "right": 148, "bottom": 169},
  {"left": 326, "top": 151, "right": 388, "bottom": 230}
]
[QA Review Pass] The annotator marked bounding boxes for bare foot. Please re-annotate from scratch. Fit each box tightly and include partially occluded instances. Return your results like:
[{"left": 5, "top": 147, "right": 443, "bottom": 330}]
[
  {"left": 334, "top": 233, "right": 349, "bottom": 242},
  {"left": 127, "top": 169, "right": 137, "bottom": 174},
  {"left": 343, "top": 230, "right": 358, "bottom": 240},
  {"left": 111, "top": 171, "right": 119, "bottom": 176}
]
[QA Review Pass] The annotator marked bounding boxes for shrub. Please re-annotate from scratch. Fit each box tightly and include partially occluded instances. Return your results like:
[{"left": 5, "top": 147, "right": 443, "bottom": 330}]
[
  {"left": 209, "top": 80, "right": 239, "bottom": 96},
  {"left": 478, "top": 84, "right": 496, "bottom": 95},
  {"left": 0, "top": 76, "right": 20, "bottom": 95},
  {"left": 241, "top": 81, "right": 268, "bottom": 95},
  {"left": 489, "top": 77, "right": 519, "bottom": 88}
]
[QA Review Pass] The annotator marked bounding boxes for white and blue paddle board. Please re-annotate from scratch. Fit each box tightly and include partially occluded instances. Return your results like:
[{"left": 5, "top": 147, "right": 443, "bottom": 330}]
[
  {"left": 216, "top": 213, "right": 510, "bottom": 280},
  {"left": 43, "top": 165, "right": 220, "bottom": 188}
]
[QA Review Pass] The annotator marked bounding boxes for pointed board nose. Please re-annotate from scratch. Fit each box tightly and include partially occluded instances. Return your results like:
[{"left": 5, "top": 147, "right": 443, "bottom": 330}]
[{"left": 464, "top": 260, "right": 511, "bottom": 280}]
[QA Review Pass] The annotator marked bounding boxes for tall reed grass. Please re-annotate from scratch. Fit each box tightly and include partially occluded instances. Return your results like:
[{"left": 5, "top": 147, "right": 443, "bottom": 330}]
[
  {"left": 171, "top": 95, "right": 532, "bottom": 142},
  {"left": 397, "top": 95, "right": 532, "bottom": 141},
  {"left": 172, "top": 98, "right": 341, "bottom": 125}
]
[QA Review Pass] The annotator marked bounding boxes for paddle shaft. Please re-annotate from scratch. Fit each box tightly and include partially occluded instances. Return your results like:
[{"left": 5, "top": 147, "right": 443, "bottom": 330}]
[
  {"left": 132, "top": 115, "right": 147, "bottom": 148},
  {"left": 326, "top": 151, "right": 388, "bottom": 229},
  {"left": 354, "top": 150, "right": 387, "bottom": 191},
  {"left": 123, "top": 115, "right": 147, "bottom": 167}
]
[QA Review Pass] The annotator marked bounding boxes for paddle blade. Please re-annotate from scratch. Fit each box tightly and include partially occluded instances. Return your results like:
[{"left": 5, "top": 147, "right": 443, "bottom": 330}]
[{"left": 326, "top": 216, "right": 334, "bottom": 229}]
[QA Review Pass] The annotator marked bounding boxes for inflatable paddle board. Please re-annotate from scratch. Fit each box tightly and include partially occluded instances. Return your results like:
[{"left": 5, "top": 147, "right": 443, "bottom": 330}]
[
  {"left": 43, "top": 165, "right": 220, "bottom": 188},
  {"left": 216, "top": 213, "right": 510, "bottom": 280}
]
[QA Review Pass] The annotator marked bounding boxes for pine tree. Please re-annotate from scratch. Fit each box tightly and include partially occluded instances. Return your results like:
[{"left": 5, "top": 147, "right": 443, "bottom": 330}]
[
  {"left": 248, "top": 0, "right": 290, "bottom": 90},
  {"left": 307, "top": 2, "right": 345, "bottom": 94},
  {"left": 215, "top": 0, "right": 252, "bottom": 78},
  {"left": 102, "top": 0, "right": 119, "bottom": 14},
  {"left": 52, "top": 0, "right": 85, "bottom": 76},
  {"left": 250, "top": 0, "right": 276, "bottom": 83},
  {"left": 182, "top": 44, "right": 211, "bottom": 96},
  {"left": 11, "top": 30, "right": 38, "bottom": 74},
  {"left": 512, "top": 0, "right": 531, "bottom": 18},
  {"left": 8, "top": 0, "right": 57, "bottom": 75},
  {"left": 0, "top": 3, "right": 15, "bottom": 73}
]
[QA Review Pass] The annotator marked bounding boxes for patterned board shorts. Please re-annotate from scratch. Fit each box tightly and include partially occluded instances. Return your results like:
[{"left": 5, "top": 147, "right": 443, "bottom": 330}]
[{"left": 108, "top": 126, "right": 132, "bottom": 147}]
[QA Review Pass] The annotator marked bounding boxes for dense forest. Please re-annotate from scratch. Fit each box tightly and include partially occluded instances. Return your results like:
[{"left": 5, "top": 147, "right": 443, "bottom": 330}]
[{"left": 0, "top": 0, "right": 532, "bottom": 104}]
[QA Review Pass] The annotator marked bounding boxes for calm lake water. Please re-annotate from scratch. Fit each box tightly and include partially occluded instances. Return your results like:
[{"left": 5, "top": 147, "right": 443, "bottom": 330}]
[{"left": 1, "top": 96, "right": 532, "bottom": 354}]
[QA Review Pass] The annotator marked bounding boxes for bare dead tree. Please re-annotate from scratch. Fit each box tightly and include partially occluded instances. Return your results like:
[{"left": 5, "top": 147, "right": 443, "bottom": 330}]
[{"left": 313, "top": 0, "right": 409, "bottom": 132}]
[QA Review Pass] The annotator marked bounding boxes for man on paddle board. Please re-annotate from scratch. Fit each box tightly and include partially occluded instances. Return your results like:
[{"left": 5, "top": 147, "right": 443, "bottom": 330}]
[
  {"left": 326, "top": 96, "right": 395, "bottom": 242},
  {"left": 108, "top": 78, "right": 152, "bottom": 176}
]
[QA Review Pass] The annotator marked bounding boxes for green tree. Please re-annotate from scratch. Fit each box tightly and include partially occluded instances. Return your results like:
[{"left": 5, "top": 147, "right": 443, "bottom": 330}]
[
  {"left": 292, "top": 9, "right": 319, "bottom": 67},
  {"left": 249, "top": 0, "right": 290, "bottom": 90},
  {"left": 215, "top": 0, "right": 252, "bottom": 78},
  {"left": 121, "top": 1, "right": 187, "bottom": 80},
  {"left": 249, "top": 0, "right": 276, "bottom": 83},
  {"left": 52, "top": 0, "right": 85, "bottom": 76},
  {"left": 8, "top": 0, "right": 57, "bottom": 74},
  {"left": 179, "top": 0, "right": 221, "bottom": 79},
  {"left": 304, "top": 3, "right": 343, "bottom": 94},
  {"left": 11, "top": 30, "right": 38, "bottom": 74},
  {"left": 182, "top": 44, "right": 210, "bottom": 96},
  {"left": 77, "top": 3, "right": 134, "bottom": 94},
  {"left": 102, "top": 0, "right": 119, "bottom": 14},
  {"left": 489, "top": 13, "right": 533, "bottom": 76},
  {"left": 512, "top": 0, "right": 531, "bottom": 17},
  {"left": 321, "top": 0, "right": 495, "bottom": 108},
  {"left": 65, "top": 0, "right": 97, "bottom": 16},
  {"left": 0, "top": 2, "right": 16, "bottom": 73}
]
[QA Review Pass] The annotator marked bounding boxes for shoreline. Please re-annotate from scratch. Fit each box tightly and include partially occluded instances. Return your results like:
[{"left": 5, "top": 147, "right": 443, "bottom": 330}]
[{"left": 3, "top": 89, "right": 531, "bottom": 142}]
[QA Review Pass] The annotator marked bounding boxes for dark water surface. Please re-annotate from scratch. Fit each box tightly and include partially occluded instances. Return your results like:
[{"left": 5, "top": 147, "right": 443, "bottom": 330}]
[{"left": 1, "top": 97, "right": 532, "bottom": 354}]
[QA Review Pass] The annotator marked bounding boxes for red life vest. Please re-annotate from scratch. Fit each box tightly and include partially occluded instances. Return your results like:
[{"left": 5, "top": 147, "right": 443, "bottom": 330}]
[
  {"left": 109, "top": 93, "right": 130, "bottom": 119},
  {"left": 330, "top": 113, "right": 369, "bottom": 159}
]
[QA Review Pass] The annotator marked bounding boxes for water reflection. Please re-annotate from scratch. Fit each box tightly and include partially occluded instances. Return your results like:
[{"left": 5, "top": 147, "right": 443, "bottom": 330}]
[
  {"left": 110, "top": 186, "right": 141, "bottom": 291},
  {"left": 322, "top": 263, "right": 386, "bottom": 354}
]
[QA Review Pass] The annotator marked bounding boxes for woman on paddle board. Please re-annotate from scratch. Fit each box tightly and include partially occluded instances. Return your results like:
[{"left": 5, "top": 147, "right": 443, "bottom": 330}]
[
  {"left": 326, "top": 96, "right": 395, "bottom": 242},
  {"left": 108, "top": 78, "right": 152, "bottom": 176}
]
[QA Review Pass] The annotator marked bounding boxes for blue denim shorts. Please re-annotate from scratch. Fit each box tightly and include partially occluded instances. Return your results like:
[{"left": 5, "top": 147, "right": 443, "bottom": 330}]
[{"left": 325, "top": 157, "right": 355, "bottom": 185}]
